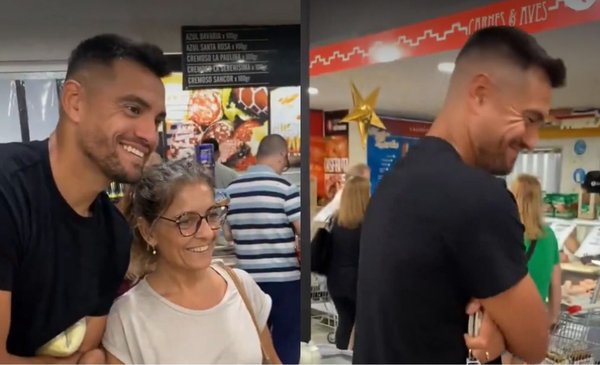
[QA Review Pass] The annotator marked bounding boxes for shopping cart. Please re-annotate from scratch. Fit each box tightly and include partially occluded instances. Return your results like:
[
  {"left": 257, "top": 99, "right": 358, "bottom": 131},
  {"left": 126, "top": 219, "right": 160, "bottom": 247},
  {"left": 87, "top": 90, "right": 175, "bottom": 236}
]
[
  {"left": 545, "top": 306, "right": 600, "bottom": 364},
  {"left": 310, "top": 273, "right": 338, "bottom": 344}
]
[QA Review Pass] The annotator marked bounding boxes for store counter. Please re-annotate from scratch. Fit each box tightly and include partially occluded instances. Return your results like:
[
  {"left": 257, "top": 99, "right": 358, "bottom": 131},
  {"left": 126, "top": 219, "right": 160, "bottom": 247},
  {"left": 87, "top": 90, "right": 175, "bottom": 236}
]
[{"left": 562, "top": 262, "right": 600, "bottom": 274}]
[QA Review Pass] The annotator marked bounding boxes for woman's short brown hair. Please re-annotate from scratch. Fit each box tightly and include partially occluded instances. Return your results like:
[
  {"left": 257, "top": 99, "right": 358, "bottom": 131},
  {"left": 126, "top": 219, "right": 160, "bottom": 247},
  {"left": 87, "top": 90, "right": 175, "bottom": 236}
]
[{"left": 125, "top": 158, "right": 214, "bottom": 281}]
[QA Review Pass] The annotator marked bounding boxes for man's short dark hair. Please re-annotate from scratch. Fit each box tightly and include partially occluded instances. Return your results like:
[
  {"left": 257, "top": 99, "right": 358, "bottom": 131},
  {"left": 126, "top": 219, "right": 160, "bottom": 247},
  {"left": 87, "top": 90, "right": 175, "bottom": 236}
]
[
  {"left": 457, "top": 26, "right": 566, "bottom": 88},
  {"left": 202, "top": 138, "right": 219, "bottom": 153},
  {"left": 257, "top": 134, "right": 287, "bottom": 159},
  {"left": 66, "top": 34, "right": 170, "bottom": 79}
]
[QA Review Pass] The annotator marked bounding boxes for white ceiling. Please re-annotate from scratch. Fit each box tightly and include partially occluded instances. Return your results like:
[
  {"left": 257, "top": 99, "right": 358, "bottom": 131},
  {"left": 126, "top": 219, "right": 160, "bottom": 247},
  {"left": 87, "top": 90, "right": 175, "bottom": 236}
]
[{"left": 309, "top": 21, "right": 600, "bottom": 120}]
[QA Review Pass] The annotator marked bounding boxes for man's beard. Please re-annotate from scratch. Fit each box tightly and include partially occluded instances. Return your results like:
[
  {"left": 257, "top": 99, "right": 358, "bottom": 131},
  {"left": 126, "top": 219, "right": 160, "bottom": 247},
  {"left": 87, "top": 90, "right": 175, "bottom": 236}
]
[{"left": 79, "top": 133, "right": 143, "bottom": 185}]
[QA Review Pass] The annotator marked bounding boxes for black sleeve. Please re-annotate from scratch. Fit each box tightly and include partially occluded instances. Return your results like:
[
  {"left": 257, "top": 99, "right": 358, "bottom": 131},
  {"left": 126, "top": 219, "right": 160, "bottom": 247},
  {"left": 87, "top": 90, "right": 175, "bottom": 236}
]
[
  {"left": 450, "top": 185, "right": 528, "bottom": 299},
  {"left": 90, "top": 293, "right": 117, "bottom": 317},
  {"left": 91, "top": 259, "right": 130, "bottom": 317},
  {"left": 90, "top": 217, "right": 132, "bottom": 317},
  {"left": 0, "top": 188, "right": 20, "bottom": 291}
]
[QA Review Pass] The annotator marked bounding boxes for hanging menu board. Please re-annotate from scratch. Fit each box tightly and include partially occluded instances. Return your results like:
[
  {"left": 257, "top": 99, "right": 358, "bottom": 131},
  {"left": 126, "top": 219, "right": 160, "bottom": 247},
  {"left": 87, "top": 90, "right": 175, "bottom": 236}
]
[{"left": 181, "top": 25, "right": 300, "bottom": 90}]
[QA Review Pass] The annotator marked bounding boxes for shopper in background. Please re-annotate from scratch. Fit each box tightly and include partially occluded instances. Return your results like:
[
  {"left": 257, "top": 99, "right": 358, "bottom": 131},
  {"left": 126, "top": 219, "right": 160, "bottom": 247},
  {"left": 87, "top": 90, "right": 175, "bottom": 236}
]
[
  {"left": 503, "top": 174, "right": 561, "bottom": 364},
  {"left": 353, "top": 26, "right": 566, "bottom": 364},
  {"left": 102, "top": 159, "right": 279, "bottom": 364},
  {"left": 201, "top": 138, "right": 239, "bottom": 189},
  {"left": 327, "top": 176, "right": 370, "bottom": 350},
  {"left": 0, "top": 35, "right": 168, "bottom": 364},
  {"left": 226, "top": 134, "right": 301, "bottom": 364},
  {"left": 313, "top": 163, "right": 370, "bottom": 223}
]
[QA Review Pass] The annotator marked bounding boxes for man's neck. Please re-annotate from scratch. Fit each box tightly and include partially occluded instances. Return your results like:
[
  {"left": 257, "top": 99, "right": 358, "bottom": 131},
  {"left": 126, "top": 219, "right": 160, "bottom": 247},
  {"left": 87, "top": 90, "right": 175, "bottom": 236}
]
[
  {"left": 427, "top": 110, "right": 476, "bottom": 167},
  {"left": 48, "top": 133, "right": 110, "bottom": 217},
  {"left": 255, "top": 159, "right": 279, "bottom": 174}
]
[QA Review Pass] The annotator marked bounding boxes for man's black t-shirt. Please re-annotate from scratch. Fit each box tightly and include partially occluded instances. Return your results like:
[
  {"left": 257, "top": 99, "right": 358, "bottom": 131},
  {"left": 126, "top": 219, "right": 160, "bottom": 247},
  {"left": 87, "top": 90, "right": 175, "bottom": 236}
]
[
  {"left": 0, "top": 140, "right": 132, "bottom": 356},
  {"left": 353, "top": 137, "right": 528, "bottom": 364}
]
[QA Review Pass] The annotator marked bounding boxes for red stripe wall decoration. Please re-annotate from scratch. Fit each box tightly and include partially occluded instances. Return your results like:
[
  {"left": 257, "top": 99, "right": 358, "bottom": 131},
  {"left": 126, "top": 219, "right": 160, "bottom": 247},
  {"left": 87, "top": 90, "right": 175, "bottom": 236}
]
[{"left": 310, "top": 0, "right": 600, "bottom": 76}]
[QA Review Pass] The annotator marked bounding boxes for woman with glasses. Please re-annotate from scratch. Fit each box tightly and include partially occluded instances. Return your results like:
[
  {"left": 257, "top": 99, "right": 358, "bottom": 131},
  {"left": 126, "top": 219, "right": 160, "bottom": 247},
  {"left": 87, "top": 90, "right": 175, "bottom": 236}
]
[{"left": 102, "top": 158, "right": 280, "bottom": 364}]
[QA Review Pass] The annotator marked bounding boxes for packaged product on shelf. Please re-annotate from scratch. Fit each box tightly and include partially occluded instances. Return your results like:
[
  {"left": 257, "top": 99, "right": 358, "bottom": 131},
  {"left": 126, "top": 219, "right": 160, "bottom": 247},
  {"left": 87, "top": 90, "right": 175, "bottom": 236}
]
[
  {"left": 544, "top": 192, "right": 555, "bottom": 217},
  {"left": 552, "top": 194, "right": 578, "bottom": 219},
  {"left": 578, "top": 187, "right": 599, "bottom": 220}
]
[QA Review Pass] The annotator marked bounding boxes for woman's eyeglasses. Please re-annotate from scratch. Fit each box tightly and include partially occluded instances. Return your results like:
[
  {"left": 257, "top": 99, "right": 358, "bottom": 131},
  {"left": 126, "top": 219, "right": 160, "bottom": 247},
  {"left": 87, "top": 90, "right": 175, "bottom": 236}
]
[{"left": 159, "top": 205, "right": 228, "bottom": 237}]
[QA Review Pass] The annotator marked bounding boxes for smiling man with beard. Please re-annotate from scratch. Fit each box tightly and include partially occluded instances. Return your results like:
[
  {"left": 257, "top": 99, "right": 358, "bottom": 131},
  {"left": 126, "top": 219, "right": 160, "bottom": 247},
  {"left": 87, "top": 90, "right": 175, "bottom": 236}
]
[
  {"left": 0, "top": 34, "right": 169, "bottom": 363},
  {"left": 353, "top": 26, "right": 566, "bottom": 364}
]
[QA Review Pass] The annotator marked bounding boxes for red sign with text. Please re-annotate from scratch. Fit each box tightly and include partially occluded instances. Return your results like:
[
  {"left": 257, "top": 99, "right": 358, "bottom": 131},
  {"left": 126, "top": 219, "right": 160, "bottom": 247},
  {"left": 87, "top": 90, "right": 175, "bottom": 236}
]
[{"left": 310, "top": 0, "right": 600, "bottom": 75}]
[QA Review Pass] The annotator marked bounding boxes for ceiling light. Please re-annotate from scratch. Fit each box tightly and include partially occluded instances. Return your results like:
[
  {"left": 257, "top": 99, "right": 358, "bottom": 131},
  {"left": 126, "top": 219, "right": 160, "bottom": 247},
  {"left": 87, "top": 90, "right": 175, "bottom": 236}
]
[
  {"left": 308, "top": 87, "right": 319, "bottom": 95},
  {"left": 437, "top": 62, "right": 455, "bottom": 74},
  {"left": 369, "top": 43, "right": 403, "bottom": 63}
]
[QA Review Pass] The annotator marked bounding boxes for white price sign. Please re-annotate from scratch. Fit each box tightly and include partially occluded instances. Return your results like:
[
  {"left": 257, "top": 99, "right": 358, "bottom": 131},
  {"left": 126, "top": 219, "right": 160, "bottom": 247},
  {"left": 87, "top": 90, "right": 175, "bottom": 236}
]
[
  {"left": 549, "top": 222, "right": 577, "bottom": 251},
  {"left": 575, "top": 226, "right": 600, "bottom": 258}
]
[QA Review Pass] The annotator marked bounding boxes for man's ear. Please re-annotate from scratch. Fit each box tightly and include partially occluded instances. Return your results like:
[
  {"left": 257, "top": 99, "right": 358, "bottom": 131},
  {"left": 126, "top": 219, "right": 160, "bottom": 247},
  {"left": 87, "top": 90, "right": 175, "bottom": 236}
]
[
  {"left": 467, "top": 73, "right": 492, "bottom": 112},
  {"left": 60, "top": 79, "right": 85, "bottom": 124},
  {"left": 137, "top": 217, "right": 157, "bottom": 246}
]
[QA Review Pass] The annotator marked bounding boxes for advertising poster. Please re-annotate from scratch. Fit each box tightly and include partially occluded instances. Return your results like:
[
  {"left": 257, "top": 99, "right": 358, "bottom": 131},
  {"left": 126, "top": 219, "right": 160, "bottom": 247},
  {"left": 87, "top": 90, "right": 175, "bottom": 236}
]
[
  {"left": 323, "top": 136, "right": 349, "bottom": 202},
  {"left": 163, "top": 73, "right": 269, "bottom": 171},
  {"left": 270, "top": 86, "right": 301, "bottom": 169},
  {"left": 367, "top": 118, "right": 430, "bottom": 192},
  {"left": 322, "top": 111, "right": 349, "bottom": 202},
  {"left": 310, "top": 117, "right": 349, "bottom": 207},
  {"left": 310, "top": 136, "right": 326, "bottom": 204}
]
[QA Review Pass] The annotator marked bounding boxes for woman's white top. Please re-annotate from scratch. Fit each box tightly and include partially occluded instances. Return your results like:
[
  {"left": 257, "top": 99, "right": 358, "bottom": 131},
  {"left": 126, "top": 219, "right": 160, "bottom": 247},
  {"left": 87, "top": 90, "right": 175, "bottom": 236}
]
[{"left": 102, "top": 265, "right": 271, "bottom": 364}]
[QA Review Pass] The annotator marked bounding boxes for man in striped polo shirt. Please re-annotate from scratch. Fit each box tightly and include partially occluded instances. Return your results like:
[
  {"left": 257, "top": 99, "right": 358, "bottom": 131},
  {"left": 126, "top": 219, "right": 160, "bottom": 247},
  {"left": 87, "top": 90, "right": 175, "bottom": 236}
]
[{"left": 226, "top": 134, "right": 301, "bottom": 364}]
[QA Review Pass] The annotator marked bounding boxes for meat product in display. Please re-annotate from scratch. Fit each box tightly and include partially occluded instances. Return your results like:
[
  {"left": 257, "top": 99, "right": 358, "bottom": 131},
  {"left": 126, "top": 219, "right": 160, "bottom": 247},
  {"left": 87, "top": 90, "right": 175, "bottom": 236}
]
[
  {"left": 188, "top": 90, "right": 223, "bottom": 128},
  {"left": 225, "top": 143, "right": 255, "bottom": 171},
  {"left": 203, "top": 120, "right": 234, "bottom": 144},
  {"left": 232, "top": 87, "right": 268, "bottom": 121},
  {"left": 233, "top": 120, "right": 261, "bottom": 143}
]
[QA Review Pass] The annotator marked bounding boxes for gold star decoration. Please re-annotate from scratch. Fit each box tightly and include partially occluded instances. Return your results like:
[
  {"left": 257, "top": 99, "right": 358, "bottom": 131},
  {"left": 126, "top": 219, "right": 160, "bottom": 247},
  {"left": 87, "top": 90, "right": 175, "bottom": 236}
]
[{"left": 340, "top": 83, "right": 386, "bottom": 148}]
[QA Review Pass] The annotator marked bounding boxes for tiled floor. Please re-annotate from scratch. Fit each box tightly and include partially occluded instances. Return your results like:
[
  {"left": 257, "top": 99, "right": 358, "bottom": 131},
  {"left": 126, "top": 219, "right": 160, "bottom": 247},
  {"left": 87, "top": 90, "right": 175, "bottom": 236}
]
[
  {"left": 310, "top": 318, "right": 352, "bottom": 364},
  {"left": 309, "top": 273, "right": 351, "bottom": 364}
]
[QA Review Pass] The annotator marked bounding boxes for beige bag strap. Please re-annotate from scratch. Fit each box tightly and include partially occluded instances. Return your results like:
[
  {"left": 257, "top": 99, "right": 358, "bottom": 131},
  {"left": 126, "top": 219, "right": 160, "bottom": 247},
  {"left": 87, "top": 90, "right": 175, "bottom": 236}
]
[{"left": 217, "top": 262, "right": 272, "bottom": 364}]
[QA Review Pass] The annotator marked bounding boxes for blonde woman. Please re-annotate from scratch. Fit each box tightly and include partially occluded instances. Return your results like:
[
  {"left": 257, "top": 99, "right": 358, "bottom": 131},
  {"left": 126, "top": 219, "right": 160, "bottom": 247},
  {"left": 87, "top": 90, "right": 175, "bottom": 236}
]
[
  {"left": 314, "top": 163, "right": 370, "bottom": 223},
  {"left": 327, "top": 176, "right": 370, "bottom": 350},
  {"left": 504, "top": 174, "right": 561, "bottom": 363}
]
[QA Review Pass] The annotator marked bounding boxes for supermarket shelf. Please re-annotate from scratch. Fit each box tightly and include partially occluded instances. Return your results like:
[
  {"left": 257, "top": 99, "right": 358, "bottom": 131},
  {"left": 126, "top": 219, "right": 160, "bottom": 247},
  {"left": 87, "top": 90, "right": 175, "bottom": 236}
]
[{"left": 546, "top": 217, "right": 600, "bottom": 227}]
